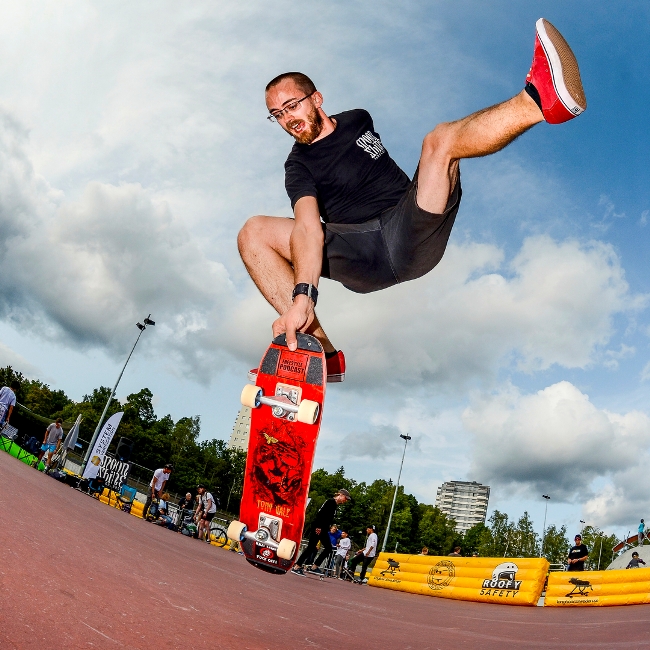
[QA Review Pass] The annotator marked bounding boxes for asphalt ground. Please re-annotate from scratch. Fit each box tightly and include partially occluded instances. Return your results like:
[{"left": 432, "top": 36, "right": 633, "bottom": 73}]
[{"left": 1, "top": 450, "right": 650, "bottom": 649}]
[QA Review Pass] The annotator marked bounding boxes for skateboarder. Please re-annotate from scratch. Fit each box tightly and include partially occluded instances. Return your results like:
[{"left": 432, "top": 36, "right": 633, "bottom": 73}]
[
  {"left": 292, "top": 489, "right": 351, "bottom": 575},
  {"left": 239, "top": 19, "right": 586, "bottom": 381}
]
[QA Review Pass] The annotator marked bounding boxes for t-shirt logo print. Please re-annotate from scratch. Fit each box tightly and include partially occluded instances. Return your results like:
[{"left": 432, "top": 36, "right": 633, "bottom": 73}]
[{"left": 356, "top": 131, "right": 386, "bottom": 160}]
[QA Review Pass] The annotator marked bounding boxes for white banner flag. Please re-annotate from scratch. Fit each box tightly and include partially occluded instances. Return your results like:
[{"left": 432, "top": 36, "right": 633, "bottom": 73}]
[{"left": 83, "top": 412, "right": 124, "bottom": 479}]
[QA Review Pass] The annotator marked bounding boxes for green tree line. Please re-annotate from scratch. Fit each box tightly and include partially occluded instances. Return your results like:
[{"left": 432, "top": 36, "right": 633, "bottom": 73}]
[
  {"left": 0, "top": 366, "right": 246, "bottom": 510},
  {"left": 1, "top": 365, "right": 621, "bottom": 563}
]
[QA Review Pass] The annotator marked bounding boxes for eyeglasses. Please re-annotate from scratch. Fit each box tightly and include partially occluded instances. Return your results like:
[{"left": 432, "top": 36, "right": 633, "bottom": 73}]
[{"left": 267, "top": 92, "right": 314, "bottom": 122}]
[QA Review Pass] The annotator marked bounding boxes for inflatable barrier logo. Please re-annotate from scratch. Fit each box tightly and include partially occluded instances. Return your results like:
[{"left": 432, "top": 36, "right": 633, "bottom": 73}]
[
  {"left": 480, "top": 562, "right": 522, "bottom": 597},
  {"left": 428, "top": 560, "right": 455, "bottom": 590}
]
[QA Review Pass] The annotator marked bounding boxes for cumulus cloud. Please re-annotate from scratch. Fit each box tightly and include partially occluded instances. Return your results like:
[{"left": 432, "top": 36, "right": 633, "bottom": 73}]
[
  {"left": 0, "top": 110, "right": 236, "bottom": 380},
  {"left": 463, "top": 380, "right": 650, "bottom": 524},
  {"left": 319, "top": 235, "right": 645, "bottom": 390}
]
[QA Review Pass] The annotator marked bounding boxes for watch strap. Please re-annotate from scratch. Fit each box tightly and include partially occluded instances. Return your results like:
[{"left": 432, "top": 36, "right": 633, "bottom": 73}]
[{"left": 292, "top": 283, "right": 318, "bottom": 306}]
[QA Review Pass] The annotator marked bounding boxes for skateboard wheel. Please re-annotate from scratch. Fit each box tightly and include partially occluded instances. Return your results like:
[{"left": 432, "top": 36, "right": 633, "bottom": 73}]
[
  {"left": 296, "top": 399, "right": 319, "bottom": 424},
  {"left": 227, "top": 520, "right": 247, "bottom": 542},
  {"left": 241, "top": 384, "right": 262, "bottom": 409},
  {"left": 277, "top": 538, "right": 297, "bottom": 560}
]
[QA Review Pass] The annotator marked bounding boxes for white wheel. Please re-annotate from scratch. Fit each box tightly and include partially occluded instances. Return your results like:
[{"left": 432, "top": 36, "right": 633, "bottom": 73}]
[
  {"left": 241, "top": 384, "right": 261, "bottom": 408},
  {"left": 296, "top": 399, "right": 319, "bottom": 424},
  {"left": 227, "top": 520, "right": 247, "bottom": 542},
  {"left": 277, "top": 538, "right": 297, "bottom": 560}
]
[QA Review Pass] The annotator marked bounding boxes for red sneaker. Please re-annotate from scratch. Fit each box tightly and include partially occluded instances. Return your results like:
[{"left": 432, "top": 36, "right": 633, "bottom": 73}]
[
  {"left": 526, "top": 18, "right": 586, "bottom": 124},
  {"left": 248, "top": 350, "right": 346, "bottom": 383}
]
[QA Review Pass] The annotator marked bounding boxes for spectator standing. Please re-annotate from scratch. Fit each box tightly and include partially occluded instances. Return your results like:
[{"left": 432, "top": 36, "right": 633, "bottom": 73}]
[
  {"left": 626, "top": 551, "right": 647, "bottom": 569},
  {"left": 334, "top": 530, "right": 351, "bottom": 579},
  {"left": 196, "top": 484, "right": 218, "bottom": 543},
  {"left": 0, "top": 380, "right": 19, "bottom": 426},
  {"left": 143, "top": 464, "right": 173, "bottom": 519},
  {"left": 37, "top": 418, "right": 64, "bottom": 469},
  {"left": 448, "top": 547, "right": 462, "bottom": 557},
  {"left": 567, "top": 534, "right": 589, "bottom": 571},
  {"left": 292, "top": 489, "right": 351, "bottom": 576},
  {"left": 638, "top": 519, "right": 645, "bottom": 546},
  {"left": 348, "top": 525, "right": 378, "bottom": 584}
]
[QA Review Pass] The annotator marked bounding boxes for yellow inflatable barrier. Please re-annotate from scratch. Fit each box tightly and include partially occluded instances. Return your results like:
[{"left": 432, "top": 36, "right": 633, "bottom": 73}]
[
  {"left": 545, "top": 568, "right": 650, "bottom": 606},
  {"left": 368, "top": 553, "right": 548, "bottom": 606}
]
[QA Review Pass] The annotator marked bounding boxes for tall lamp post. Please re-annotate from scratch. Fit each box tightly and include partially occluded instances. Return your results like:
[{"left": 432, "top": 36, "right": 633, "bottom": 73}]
[
  {"left": 381, "top": 433, "right": 411, "bottom": 553},
  {"left": 81, "top": 315, "right": 155, "bottom": 473},
  {"left": 540, "top": 494, "right": 551, "bottom": 558}
]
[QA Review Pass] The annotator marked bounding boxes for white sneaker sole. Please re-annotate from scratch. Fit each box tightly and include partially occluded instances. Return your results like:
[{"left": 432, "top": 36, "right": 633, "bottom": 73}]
[{"left": 536, "top": 18, "right": 586, "bottom": 116}]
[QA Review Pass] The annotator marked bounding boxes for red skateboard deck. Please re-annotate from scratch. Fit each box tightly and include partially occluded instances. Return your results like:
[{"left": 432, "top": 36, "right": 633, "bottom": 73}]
[{"left": 228, "top": 333, "right": 326, "bottom": 574}]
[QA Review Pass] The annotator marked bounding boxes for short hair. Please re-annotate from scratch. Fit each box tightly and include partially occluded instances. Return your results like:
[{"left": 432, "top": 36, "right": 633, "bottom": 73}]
[
  {"left": 55, "top": 418, "right": 62, "bottom": 424},
  {"left": 10, "top": 380, "right": 20, "bottom": 390},
  {"left": 165, "top": 463, "right": 174, "bottom": 471},
  {"left": 454, "top": 546, "right": 461, "bottom": 552},
  {"left": 265, "top": 72, "right": 316, "bottom": 96}
]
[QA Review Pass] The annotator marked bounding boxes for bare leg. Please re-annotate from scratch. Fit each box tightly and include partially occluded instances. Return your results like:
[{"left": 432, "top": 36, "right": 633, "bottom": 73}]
[
  {"left": 417, "top": 90, "right": 544, "bottom": 213},
  {"left": 238, "top": 215, "right": 336, "bottom": 353}
]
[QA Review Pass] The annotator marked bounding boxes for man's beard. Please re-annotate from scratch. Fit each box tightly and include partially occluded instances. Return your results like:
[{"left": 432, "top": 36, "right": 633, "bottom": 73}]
[{"left": 286, "top": 105, "right": 324, "bottom": 144}]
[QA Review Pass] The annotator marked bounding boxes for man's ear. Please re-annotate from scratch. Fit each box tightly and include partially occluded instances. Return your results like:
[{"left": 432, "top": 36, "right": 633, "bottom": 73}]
[{"left": 312, "top": 91, "right": 324, "bottom": 109}]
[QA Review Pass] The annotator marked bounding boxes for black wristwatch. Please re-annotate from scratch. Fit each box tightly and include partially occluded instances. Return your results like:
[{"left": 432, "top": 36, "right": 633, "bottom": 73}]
[{"left": 292, "top": 283, "right": 318, "bottom": 306}]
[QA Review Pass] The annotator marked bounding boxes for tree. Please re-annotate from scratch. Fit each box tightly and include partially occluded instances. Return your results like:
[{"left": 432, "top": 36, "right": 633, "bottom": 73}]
[
  {"left": 463, "top": 523, "right": 488, "bottom": 556},
  {"left": 580, "top": 525, "right": 618, "bottom": 570},
  {"left": 540, "top": 524, "right": 569, "bottom": 564},
  {"left": 478, "top": 510, "right": 513, "bottom": 557},
  {"left": 508, "top": 511, "right": 540, "bottom": 558},
  {"left": 417, "top": 505, "right": 459, "bottom": 555}
]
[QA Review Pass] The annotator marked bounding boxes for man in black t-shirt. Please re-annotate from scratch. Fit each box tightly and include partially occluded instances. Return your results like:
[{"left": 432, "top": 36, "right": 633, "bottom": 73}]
[
  {"left": 238, "top": 20, "right": 586, "bottom": 378},
  {"left": 292, "top": 489, "right": 351, "bottom": 576},
  {"left": 567, "top": 534, "right": 589, "bottom": 571}
]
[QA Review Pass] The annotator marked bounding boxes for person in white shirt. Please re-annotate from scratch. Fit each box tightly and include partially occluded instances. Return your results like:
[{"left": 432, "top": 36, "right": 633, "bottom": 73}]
[
  {"left": 143, "top": 464, "right": 173, "bottom": 519},
  {"left": 349, "top": 525, "right": 378, "bottom": 583},
  {"left": 0, "top": 381, "right": 19, "bottom": 426},
  {"left": 196, "top": 484, "right": 218, "bottom": 543},
  {"left": 334, "top": 530, "right": 351, "bottom": 579}
]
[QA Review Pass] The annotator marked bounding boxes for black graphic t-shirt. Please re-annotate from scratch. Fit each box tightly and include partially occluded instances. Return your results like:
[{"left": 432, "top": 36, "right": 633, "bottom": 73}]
[
  {"left": 567, "top": 543, "right": 589, "bottom": 571},
  {"left": 284, "top": 109, "right": 410, "bottom": 224}
]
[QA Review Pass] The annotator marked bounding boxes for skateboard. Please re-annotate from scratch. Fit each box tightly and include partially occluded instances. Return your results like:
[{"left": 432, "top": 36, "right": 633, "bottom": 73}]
[{"left": 227, "top": 333, "right": 326, "bottom": 574}]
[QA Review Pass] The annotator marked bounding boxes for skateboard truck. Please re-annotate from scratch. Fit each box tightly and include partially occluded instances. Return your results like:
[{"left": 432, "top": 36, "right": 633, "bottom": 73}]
[
  {"left": 241, "top": 384, "right": 320, "bottom": 424},
  {"left": 227, "top": 513, "right": 297, "bottom": 561}
]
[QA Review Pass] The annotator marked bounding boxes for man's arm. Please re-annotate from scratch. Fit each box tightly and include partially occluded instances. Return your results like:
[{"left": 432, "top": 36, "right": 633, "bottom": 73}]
[
  {"left": 6, "top": 404, "right": 13, "bottom": 422},
  {"left": 272, "top": 196, "right": 323, "bottom": 352}
]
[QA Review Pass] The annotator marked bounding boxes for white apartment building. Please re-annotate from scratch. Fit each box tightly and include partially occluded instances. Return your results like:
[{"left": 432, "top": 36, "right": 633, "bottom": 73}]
[
  {"left": 435, "top": 480, "right": 490, "bottom": 533},
  {"left": 227, "top": 406, "right": 251, "bottom": 452}
]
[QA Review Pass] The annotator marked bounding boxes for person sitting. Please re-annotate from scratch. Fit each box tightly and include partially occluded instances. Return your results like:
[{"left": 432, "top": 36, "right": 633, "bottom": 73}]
[
  {"left": 153, "top": 493, "right": 174, "bottom": 528},
  {"left": 626, "top": 551, "right": 647, "bottom": 569}
]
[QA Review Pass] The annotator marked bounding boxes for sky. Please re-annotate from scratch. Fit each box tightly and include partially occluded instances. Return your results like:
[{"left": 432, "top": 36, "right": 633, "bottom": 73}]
[{"left": 1, "top": 0, "right": 649, "bottom": 546}]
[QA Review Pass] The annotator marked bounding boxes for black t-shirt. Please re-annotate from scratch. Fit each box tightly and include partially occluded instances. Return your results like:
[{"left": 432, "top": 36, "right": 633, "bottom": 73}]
[
  {"left": 284, "top": 109, "right": 410, "bottom": 224},
  {"left": 567, "top": 543, "right": 589, "bottom": 571},
  {"left": 313, "top": 498, "right": 337, "bottom": 530}
]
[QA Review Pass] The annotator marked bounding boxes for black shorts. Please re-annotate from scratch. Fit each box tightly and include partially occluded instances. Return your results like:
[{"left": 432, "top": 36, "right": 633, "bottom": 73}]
[
  {"left": 321, "top": 170, "right": 462, "bottom": 294},
  {"left": 203, "top": 512, "right": 216, "bottom": 522}
]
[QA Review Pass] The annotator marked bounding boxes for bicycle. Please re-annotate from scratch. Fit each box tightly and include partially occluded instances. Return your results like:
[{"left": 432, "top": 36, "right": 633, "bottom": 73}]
[{"left": 208, "top": 521, "right": 229, "bottom": 547}]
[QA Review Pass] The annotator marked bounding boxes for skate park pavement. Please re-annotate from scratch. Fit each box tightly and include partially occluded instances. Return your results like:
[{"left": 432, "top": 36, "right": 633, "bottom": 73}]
[{"left": 1, "top": 451, "right": 650, "bottom": 649}]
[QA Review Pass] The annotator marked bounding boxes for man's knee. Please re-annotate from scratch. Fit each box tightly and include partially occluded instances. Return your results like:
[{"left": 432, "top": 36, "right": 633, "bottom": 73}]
[
  {"left": 237, "top": 215, "right": 267, "bottom": 254},
  {"left": 422, "top": 122, "right": 456, "bottom": 163}
]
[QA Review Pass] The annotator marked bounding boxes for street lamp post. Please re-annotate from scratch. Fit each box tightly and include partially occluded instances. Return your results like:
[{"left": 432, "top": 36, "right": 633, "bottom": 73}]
[
  {"left": 381, "top": 433, "right": 411, "bottom": 553},
  {"left": 81, "top": 315, "right": 155, "bottom": 474},
  {"left": 540, "top": 494, "right": 550, "bottom": 558}
]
